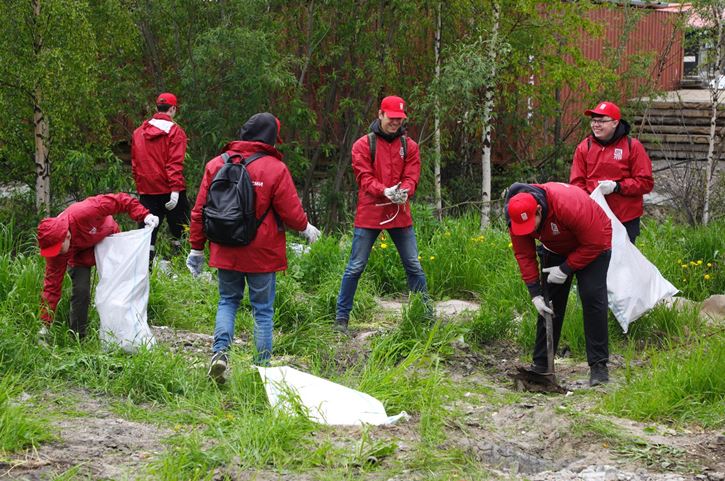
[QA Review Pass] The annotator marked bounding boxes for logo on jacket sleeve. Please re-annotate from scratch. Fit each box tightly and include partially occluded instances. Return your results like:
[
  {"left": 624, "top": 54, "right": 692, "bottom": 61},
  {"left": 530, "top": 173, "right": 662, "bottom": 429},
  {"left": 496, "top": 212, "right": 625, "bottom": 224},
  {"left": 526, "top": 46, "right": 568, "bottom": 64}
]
[
  {"left": 550, "top": 223, "right": 560, "bottom": 235},
  {"left": 89, "top": 227, "right": 97, "bottom": 235},
  {"left": 614, "top": 148, "right": 623, "bottom": 160},
  {"left": 252, "top": 181, "right": 264, "bottom": 187}
]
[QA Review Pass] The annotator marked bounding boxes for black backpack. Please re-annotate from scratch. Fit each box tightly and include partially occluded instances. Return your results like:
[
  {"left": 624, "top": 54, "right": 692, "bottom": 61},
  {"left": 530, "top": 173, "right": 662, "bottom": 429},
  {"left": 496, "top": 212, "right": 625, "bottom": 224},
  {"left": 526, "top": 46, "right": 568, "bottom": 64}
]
[
  {"left": 202, "top": 151, "right": 271, "bottom": 246},
  {"left": 367, "top": 132, "right": 407, "bottom": 163}
]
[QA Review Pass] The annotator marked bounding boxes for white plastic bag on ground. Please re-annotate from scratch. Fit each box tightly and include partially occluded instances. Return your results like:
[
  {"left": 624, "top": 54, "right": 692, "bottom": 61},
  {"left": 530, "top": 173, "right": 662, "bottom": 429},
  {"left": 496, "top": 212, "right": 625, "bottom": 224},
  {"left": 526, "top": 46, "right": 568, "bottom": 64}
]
[
  {"left": 94, "top": 227, "right": 156, "bottom": 353},
  {"left": 590, "top": 186, "right": 678, "bottom": 332},
  {"left": 256, "top": 365, "right": 409, "bottom": 426}
]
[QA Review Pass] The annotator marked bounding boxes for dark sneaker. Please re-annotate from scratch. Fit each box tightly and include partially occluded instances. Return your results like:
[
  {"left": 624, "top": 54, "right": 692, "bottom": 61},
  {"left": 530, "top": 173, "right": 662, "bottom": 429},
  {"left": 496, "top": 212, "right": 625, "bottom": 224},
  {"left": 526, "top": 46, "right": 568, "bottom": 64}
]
[
  {"left": 333, "top": 318, "right": 349, "bottom": 335},
  {"left": 529, "top": 363, "right": 549, "bottom": 375},
  {"left": 589, "top": 361, "right": 609, "bottom": 387},
  {"left": 208, "top": 351, "right": 228, "bottom": 384}
]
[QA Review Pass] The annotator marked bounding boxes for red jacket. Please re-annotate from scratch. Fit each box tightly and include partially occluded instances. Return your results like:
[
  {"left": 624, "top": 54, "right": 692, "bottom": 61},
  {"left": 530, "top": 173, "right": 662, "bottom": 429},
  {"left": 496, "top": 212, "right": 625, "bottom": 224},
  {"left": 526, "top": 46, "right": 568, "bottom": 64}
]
[
  {"left": 131, "top": 113, "right": 188, "bottom": 194},
  {"left": 189, "top": 141, "right": 308, "bottom": 273},
  {"left": 570, "top": 126, "right": 653, "bottom": 223},
  {"left": 40, "top": 194, "right": 149, "bottom": 322},
  {"left": 506, "top": 183, "right": 612, "bottom": 288},
  {"left": 352, "top": 125, "right": 421, "bottom": 229}
]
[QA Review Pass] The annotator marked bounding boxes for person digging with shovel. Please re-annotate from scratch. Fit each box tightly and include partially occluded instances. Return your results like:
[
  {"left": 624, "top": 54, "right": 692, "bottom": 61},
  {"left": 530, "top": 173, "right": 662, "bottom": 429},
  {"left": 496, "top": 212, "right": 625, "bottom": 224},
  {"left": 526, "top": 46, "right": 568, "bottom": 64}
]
[{"left": 504, "top": 182, "right": 612, "bottom": 387}]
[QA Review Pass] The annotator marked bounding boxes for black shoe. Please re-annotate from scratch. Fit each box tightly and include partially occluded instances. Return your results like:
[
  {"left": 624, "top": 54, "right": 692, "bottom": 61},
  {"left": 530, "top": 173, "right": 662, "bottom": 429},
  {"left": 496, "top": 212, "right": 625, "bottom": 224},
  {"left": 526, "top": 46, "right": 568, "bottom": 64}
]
[
  {"left": 333, "top": 318, "right": 349, "bottom": 335},
  {"left": 529, "top": 363, "right": 548, "bottom": 375},
  {"left": 589, "top": 361, "right": 609, "bottom": 386},
  {"left": 208, "top": 351, "right": 228, "bottom": 384}
]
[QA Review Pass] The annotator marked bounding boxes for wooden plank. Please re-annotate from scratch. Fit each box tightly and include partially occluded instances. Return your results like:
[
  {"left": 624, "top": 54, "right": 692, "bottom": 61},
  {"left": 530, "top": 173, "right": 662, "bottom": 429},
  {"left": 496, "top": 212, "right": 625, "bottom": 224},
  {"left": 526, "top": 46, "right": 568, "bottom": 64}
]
[
  {"left": 632, "top": 116, "right": 725, "bottom": 126},
  {"left": 639, "top": 134, "right": 719, "bottom": 144},
  {"left": 641, "top": 142, "right": 716, "bottom": 152},
  {"left": 633, "top": 125, "right": 721, "bottom": 135},
  {"left": 642, "top": 101, "right": 725, "bottom": 110}
]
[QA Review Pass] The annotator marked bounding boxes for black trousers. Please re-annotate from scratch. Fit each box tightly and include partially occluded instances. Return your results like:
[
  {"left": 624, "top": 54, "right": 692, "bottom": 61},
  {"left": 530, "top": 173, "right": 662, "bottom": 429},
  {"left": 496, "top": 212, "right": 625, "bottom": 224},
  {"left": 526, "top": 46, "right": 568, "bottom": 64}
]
[
  {"left": 533, "top": 247, "right": 611, "bottom": 367},
  {"left": 622, "top": 217, "right": 640, "bottom": 244},
  {"left": 69, "top": 265, "right": 92, "bottom": 338},
  {"left": 137, "top": 191, "right": 190, "bottom": 247}
]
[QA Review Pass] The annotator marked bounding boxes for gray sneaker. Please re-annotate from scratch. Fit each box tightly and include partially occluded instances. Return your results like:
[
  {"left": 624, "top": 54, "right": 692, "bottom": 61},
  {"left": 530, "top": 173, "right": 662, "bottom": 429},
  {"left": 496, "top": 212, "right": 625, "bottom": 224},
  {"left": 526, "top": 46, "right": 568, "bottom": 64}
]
[
  {"left": 208, "top": 351, "right": 228, "bottom": 384},
  {"left": 333, "top": 318, "right": 349, "bottom": 335},
  {"left": 589, "top": 361, "right": 609, "bottom": 386}
]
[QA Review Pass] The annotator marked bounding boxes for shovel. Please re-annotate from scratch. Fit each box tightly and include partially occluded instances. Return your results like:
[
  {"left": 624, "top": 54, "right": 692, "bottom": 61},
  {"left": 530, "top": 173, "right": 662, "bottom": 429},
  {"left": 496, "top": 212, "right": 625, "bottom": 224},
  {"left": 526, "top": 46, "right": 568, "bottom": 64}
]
[{"left": 511, "top": 268, "right": 566, "bottom": 394}]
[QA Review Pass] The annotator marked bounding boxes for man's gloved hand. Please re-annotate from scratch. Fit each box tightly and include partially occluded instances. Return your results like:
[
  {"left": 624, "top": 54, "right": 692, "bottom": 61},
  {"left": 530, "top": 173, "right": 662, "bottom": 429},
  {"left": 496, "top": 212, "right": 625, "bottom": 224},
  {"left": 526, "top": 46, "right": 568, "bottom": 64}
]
[
  {"left": 301, "top": 223, "right": 321, "bottom": 243},
  {"left": 598, "top": 180, "right": 618, "bottom": 195},
  {"left": 144, "top": 214, "right": 160, "bottom": 229},
  {"left": 542, "top": 265, "right": 568, "bottom": 284},
  {"left": 186, "top": 249, "right": 205, "bottom": 277},
  {"left": 165, "top": 191, "right": 179, "bottom": 210},
  {"left": 392, "top": 188, "right": 409, "bottom": 205},
  {"left": 532, "top": 295, "right": 554, "bottom": 316},
  {"left": 384, "top": 183, "right": 402, "bottom": 203}
]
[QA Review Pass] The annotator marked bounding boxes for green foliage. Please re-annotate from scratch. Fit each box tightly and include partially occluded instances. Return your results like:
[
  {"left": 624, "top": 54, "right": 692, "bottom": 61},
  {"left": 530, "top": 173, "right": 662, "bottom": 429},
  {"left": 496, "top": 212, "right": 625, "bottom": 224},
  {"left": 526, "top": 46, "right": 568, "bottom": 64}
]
[{"left": 0, "top": 375, "right": 53, "bottom": 453}]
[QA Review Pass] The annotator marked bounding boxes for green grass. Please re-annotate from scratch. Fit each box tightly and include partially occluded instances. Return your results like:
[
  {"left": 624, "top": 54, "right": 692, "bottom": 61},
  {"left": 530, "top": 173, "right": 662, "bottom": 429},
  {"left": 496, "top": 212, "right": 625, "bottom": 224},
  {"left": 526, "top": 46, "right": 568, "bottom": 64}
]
[{"left": 0, "top": 375, "right": 53, "bottom": 453}]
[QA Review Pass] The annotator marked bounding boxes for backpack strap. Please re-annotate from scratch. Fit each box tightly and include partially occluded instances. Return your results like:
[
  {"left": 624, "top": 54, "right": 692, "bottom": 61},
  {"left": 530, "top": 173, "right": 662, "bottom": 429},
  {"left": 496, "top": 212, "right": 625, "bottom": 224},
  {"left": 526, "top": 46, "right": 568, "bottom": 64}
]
[{"left": 367, "top": 133, "right": 407, "bottom": 164}]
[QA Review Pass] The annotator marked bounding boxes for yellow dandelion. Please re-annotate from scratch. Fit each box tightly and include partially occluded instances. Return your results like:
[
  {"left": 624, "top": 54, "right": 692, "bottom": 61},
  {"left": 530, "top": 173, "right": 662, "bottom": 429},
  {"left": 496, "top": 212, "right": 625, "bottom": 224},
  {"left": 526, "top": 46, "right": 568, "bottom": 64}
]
[
  {"left": 690, "top": 261, "right": 696, "bottom": 266},
  {"left": 681, "top": 264, "right": 688, "bottom": 269},
  {"left": 707, "top": 262, "right": 713, "bottom": 268},
  {"left": 508, "top": 242, "right": 513, "bottom": 248},
  {"left": 380, "top": 243, "right": 388, "bottom": 249},
  {"left": 697, "top": 260, "right": 703, "bottom": 265},
  {"left": 677, "top": 259, "right": 682, "bottom": 264},
  {"left": 429, "top": 255, "right": 436, "bottom": 260},
  {"left": 704, "top": 274, "right": 711, "bottom": 280},
  {"left": 417, "top": 255, "right": 421, "bottom": 260}
]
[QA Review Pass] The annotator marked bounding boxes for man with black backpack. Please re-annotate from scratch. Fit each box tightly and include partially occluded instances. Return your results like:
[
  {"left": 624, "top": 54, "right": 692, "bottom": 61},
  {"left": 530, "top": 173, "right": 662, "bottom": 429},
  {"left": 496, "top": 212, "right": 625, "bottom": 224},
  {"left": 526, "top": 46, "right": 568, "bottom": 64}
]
[
  {"left": 570, "top": 101, "right": 654, "bottom": 244},
  {"left": 334, "top": 95, "right": 431, "bottom": 334},
  {"left": 186, "top": 112, "right": 320, "bottom": 382}
]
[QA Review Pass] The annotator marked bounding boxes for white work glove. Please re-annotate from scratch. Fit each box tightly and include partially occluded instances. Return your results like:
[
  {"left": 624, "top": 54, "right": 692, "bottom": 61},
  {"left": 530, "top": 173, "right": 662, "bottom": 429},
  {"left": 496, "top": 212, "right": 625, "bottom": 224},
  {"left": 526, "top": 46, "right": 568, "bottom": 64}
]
[
  {"left": 392, "top": 188, "right": 409, "bottom": 205},
  {"left": 143, "top": 214, "right": 159, "bottom": 229},
  {"left": 532, "top": 295, "right": 554, "bottom": 316},
  {"left": 186, "top": 249, "right": 205, "bottom": 277},
  {"left": 542, "top": 265, "right": 568, "bottom": 284},
  {"left": 301, "top": 223, "right": 321, "bottom": 244},
  {"left": 598, "top": 180, "right": 618, "bottom": 195},
  {"left": 165, "top": 191, "right": 179, "bottom": 210},
  {"left": 383, "top": 183, "right": 402, "bottom": 203}
]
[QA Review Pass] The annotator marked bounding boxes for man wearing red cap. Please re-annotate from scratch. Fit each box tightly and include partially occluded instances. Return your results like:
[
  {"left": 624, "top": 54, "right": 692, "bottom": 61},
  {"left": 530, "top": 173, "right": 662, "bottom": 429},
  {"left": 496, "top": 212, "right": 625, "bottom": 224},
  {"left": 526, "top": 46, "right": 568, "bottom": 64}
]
[
  {"left": 131, "top": 92, "right": 189, "bottom": 265},
  {"left": 186, "top": 112, "right": 320, "bottom": 382},
  {"left": 504, "top": 182, "right": 612, "bottom": 386},
  {"left": 37, "top": 194, "right": 158, "bottom": 338},
  {"left": 334, "top": 95, "right": 430, "bottom": 334},
  {"left": 570, "top": 101, "right": 654, "bottom": 244}
]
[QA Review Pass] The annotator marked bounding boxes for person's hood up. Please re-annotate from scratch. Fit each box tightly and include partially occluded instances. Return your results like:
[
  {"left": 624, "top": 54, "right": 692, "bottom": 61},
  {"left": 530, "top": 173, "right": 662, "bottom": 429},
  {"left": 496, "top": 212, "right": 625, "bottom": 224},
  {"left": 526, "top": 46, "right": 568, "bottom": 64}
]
[
  {"left": 220, "top": 140, "right": 283, "bottom": 161},
  {"left": 591, "top": 119, "right": 631, "bottom": 147},
  {"left": 503, "top": 183, "right": 548, "bottom": 232},
  {"left": 142, "top": 113, "right": 175, "bottom": 140},
  {"left": 369, "top": 119, "right": 405, "bottom": 143},
  {"left": 238, "top": 112, "right": 282, "bottom": 147}
]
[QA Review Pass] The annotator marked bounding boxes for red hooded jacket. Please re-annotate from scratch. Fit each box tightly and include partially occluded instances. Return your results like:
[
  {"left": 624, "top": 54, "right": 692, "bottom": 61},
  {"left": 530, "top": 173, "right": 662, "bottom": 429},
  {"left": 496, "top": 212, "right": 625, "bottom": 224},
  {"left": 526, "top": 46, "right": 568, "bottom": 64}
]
[
  {"left": 189, "top": 139, "right": 308, "bottom": 273},
  {"left": 505, "top": 182, "right": 612, "bottom": 291},
  {"left": 131, "top": 112, "right": 188, "bottom": 194},
  {"left": 570, "top": 122, "right": 653, "bottom": 223},
  {"left": 352, "top": 122, "right": 421, "bottom": 229},
  {"left": 40, "top": 194, "right": 149, "bottom": 323}
]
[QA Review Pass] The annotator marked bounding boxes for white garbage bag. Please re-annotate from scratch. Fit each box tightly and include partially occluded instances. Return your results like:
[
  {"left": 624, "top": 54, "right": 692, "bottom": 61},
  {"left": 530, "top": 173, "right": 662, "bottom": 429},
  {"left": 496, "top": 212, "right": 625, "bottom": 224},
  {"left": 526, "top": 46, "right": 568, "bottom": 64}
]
[
  {"left": 590, "top": 186, "right": 679, "bottom": 332},
  {"left": 256, "top": 365, "right": 409, "bottom": 426},
  {"left": 94, "top": 227, "right": 156, "bottom": 353}
]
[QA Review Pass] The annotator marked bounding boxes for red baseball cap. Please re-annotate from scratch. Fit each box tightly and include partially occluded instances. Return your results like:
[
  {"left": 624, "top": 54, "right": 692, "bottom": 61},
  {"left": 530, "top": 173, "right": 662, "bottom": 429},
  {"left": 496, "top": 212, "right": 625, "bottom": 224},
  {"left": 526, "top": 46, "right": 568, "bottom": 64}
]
[
  {"left": 38, "top": 216, "right": 69, "bottom": 257},
  {"left": 508, "top": 193, "right": 539, "bottom": 236},
  {"left": 380, "top": 95, "right": 407, "bottom": 119},
  {"left": 156, "top": 92, "right": 178, "bottom": 107},
  {"left": 584, "top": 101, "right": 620, "bottom": 120}
]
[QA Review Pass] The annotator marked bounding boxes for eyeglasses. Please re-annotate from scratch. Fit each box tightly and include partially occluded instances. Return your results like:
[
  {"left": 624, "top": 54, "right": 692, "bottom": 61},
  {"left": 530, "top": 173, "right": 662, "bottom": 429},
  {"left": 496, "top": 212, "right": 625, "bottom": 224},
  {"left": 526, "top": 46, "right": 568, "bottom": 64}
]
[{"left": 590, "top": 118, "right": 615, "bottom": 125}]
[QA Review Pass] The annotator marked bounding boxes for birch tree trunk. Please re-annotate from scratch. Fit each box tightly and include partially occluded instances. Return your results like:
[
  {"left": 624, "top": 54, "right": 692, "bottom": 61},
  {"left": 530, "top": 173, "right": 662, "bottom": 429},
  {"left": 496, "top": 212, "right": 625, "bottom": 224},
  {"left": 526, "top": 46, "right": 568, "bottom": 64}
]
[
  {"left": 434, "top": 1, "right": 443, "bottom": 221},
  {"left": 480, "top": 1, "right": 500, "bottom": 231},
  {"left": 31, "top": 0, "right": 50, "bottom": 214},
  {"left": 703, "top": 5, "right": 724, "bottom": 225}
]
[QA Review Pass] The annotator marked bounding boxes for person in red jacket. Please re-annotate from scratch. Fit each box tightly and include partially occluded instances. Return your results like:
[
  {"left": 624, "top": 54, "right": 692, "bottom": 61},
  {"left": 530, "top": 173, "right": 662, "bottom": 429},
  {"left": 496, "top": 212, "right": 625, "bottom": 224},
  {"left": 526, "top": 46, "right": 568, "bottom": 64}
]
[
  {"left": 131, "top": 92, "right": 189, "bottom": 264},
  {"left": 37, "top": 193, "right": 158, "bottom": 339},
  {"left": 504, "top": 182, "right": 612, "bottom": 386},
  {"left": 186, "top": 112, "right": 320, "bottom": 382},
  {"left": 570, "top": 101, "right": 654, "bottom": 244},
  {"left": 335, "top": 95, "right": 430, "bottom": 334}
]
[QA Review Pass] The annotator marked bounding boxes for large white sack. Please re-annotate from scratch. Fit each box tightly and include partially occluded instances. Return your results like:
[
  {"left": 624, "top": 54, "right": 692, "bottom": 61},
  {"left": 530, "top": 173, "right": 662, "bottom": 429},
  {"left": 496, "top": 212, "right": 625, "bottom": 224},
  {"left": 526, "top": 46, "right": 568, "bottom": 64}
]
[
  {"left": 94, "top": 227, "right": 156, "bottom": 353},
  {"left": 590, "top": 186, "right": 678, "bottom": 332},
  {"left": 257, "top": 365, "right": 409, "bottom": 426}
]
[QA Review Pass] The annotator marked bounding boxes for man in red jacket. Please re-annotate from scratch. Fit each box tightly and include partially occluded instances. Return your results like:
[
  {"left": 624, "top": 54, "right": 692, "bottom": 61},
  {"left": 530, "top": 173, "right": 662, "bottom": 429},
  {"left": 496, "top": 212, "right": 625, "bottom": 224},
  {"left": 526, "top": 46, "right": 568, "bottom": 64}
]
[
  {"left": 504, "top": 182, "right": 612, "bottom": 386},
  {"left": 335, "top": 95, "right": 430, "bottom": 334},
  {"left": 186, "top": 112, "right": 320, "bottom": 382},
  {"left": 570, "top": 101, "right": 654, "bottom": 244},
  {"left": 37, "top": 193, "right": 158, "bottom": 339},
  {"left": 131, "top": 92, "right": 189, "bottom": 264}
]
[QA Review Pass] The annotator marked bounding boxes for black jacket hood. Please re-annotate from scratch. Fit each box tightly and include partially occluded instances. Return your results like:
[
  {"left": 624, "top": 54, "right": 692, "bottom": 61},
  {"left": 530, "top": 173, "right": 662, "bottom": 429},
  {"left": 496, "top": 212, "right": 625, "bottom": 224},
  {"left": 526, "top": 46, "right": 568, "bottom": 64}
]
[
  {"left": 369, "top": 119, "right": 406, "bottom": 143},
  {"left": 591, "top": 119, "right": 631, "bottom": 147},
  {"left": 239, "top": 112, "right": 280, "bottom": 146},
  {"left": 503, "top": 182, "right": 548, "bottom": 230}
]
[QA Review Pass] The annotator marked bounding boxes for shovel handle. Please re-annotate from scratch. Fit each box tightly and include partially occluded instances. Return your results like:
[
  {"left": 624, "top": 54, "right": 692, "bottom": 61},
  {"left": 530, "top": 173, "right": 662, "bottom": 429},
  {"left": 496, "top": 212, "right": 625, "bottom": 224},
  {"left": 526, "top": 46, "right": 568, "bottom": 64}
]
[{"left": 540, "top": 255, "right": 555, "bottom": 375}]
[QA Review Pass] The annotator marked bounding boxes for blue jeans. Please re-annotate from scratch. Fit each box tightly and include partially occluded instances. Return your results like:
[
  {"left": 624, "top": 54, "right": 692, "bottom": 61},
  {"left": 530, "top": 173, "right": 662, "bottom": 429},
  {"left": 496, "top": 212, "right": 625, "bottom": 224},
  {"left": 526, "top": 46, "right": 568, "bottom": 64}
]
[
  {"left": 336, "top": 227, "right": 428, "bottom": 320},
  {"left": 213, "top": 269, "right": 276, "bottom": 365}
]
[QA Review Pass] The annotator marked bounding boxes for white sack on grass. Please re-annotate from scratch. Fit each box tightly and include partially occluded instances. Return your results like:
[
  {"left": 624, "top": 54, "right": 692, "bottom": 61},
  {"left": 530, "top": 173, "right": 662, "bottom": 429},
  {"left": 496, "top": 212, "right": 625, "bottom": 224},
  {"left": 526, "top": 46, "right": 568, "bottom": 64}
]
[
  {"left": 257, "top": 365, "right": 409, "bottom": 426},
  {"left": 590, "top": 186, "right": 679, "bottom": 332},
  {"left": 94, "top": 227, "right": 156, "bottom": 353}
]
